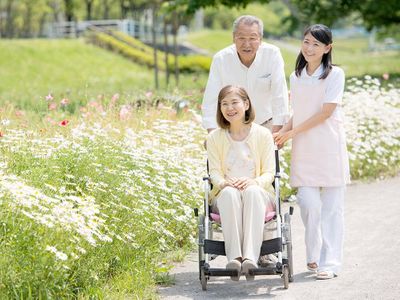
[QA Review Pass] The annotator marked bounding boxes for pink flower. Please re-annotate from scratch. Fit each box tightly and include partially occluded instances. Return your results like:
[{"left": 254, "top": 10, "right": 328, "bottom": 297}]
[
  {"left": 157, "top": 102, "right": 165, "bottom": 109},
  {"left": 48, "top": 102, "right": 57, "bottom": 110},
  {"left": 59, "top": 119, "right": 69, "bottom": 126},
  {"left": 89, "top": 101, "right": 99, "bottom": 107},
  {"left": 119, "top": 105, "right": 132, "bottom": 120},
  {"left": 111, "top": 93, "right": 120, "bottom": 102},
  {"left": 0, "top": 131, "right": 3, "bottom": 137},
  {"left": 46, "top": 116, "right": 56, "bottom": 125},
  {"left": 15, "top": 110, "right": 25, "bottom": 117},
  {"left": 382, "top": 73, "right": 390, "bottom": 80},
  {"left": 145, "top": 91, "right": 153, "bottom": 98},
  {"left": 45, "top": 94, "right": 54, "bottom": 101},
  {"left": 60, "top": 98, "right": 69, "bottom": 106},
  {"left": 109, "top": 93, "right": 120, "bottom": 109}
]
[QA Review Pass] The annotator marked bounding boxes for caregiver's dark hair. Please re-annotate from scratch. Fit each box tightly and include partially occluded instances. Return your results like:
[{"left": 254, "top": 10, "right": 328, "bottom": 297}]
[{"left": 295, "top": 24, "right": 333, "bottom": 80}]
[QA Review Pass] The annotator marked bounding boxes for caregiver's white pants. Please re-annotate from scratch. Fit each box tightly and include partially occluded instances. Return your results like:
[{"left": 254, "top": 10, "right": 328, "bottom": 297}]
[
  {"left": 297, "top": 186, "right": 345, "bottom": 274},
  {"left": 213, "top": 185, "right": 271, "bottom": 263}
]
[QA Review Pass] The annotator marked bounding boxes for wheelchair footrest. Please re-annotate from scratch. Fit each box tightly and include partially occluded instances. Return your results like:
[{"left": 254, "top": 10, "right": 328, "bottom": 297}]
[
  {"left": 204, "top": 267, "right": 239, "bottom": 277},
  {"left": 260, "top": 238, "right": 282, "bottom": 255},
  {"left": 248, "top": 266, "right": 281, "bottom": 276}
]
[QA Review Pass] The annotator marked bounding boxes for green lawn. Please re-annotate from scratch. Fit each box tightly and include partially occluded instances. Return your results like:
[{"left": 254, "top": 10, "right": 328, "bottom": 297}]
[
  {"left": 0, "top": 39, "right": 207, "bottom": 110},
  {"left": 1, "top": 34, "right": 399, "bottom": 112},
  {"left": 184, "top": 30, "right": 400, "bottom": 80}
]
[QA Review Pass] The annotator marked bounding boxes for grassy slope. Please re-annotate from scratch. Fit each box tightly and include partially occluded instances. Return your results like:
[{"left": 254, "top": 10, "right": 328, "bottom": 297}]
[
  {"left": 0, "top": 39, "right": 206, "bottom": 110},
  {"left": 184, "top": 30, "right": 400, "bottom": 79}
]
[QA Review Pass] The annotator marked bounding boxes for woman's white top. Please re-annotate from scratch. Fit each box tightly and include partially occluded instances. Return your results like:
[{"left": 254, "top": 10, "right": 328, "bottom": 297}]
[
  {"left": 289, "top": 65, "right": 350, "bottom": 187},
  {"left": 224, "top": 131, "right": 256, "bottom": 179}
]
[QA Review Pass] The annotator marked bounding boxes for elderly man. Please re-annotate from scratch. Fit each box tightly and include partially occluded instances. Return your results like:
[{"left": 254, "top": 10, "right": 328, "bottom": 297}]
[{"left": 202, "top": 15, "right": 289, "bottom": 133}]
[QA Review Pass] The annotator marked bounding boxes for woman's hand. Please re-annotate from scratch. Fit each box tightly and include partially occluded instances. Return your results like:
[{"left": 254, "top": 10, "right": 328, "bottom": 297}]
[
  {"left": 228, "top": 177, "right": 257, "bottom": 191},
  {"left": 273, "top": 130, "right": 295, "bottom": 147}
]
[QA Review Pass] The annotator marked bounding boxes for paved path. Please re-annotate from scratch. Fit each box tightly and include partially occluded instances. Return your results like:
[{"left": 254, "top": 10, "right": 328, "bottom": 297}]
[{"left": 158, "top": 177, "right": 400, "bottom": 299}]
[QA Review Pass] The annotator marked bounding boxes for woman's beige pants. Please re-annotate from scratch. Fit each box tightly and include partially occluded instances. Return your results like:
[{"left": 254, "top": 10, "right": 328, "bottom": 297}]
[{"left": 213, "top": 185, "right": 271, "bottom": 262}]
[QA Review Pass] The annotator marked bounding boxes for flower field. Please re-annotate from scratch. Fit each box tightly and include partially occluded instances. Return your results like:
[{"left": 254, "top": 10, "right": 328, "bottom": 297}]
[{"left": 0, "top": 77, "right": 399, "bottom": 298}]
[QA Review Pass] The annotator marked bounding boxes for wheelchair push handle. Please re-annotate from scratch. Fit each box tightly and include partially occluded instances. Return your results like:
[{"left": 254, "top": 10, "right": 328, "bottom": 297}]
[{"left": 274, "top": 147, "right": 280, "bottom": 174}]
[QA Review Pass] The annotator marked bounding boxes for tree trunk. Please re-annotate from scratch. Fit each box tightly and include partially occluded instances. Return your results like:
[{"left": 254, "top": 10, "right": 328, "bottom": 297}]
[
  {"left": 152, "top": 6, "right": 159, "bottom": 89},
  {"left": 163, "top": 18, "right": 170, "bottom": 87},
  {"left": 103, "top": 0, "right": 110, "bottom": 19},
  {"left": 5, "top": 0, "right": 15, "bottom": 38},
  {"left": 120, "top": 0, "right": 128, "bottom": 19},
  {"left": 22, "top": 1, "right": 33, "bottom": 38},
  {"left": 85, "top": 0, "right": 94, "bottom": 21},
  {"left": 64, "top": 0, "right": 74, "bottom": 22},
  {"left": 38, "top": 12, "right": 48, "bottom": 37},
  {"left": 49, "top": 0, "right": 63, "bottom": 23},
  {"left": 172, "top": 11, "right": 179, "bottom": 86}
]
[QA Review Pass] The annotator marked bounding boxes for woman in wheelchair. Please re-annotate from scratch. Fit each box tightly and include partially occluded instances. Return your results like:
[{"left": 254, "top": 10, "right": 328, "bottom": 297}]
[{"left": 206, "top": 85, "right": 276, "bottom": 281}]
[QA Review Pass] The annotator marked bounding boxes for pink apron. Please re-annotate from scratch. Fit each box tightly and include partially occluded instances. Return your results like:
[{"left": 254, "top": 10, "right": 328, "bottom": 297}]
[{"left": 290, "top": 79, "right": 350, "bottom": 187}]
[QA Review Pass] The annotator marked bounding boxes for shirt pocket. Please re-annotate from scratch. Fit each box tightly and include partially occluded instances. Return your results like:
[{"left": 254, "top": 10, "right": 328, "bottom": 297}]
[{"left": 255, "top": 76, "right": 272, "bottom": 93}]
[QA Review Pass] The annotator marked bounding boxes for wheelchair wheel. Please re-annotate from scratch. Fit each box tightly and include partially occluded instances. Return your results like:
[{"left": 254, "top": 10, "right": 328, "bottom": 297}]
[
  {"left": 284, "top": 213, "right": 294, "bottom": 282},
  {"left": 200, "top": 266, "right": 208, "bottom": 290},
  {"left": 282, "top": 265, "right": 289, "bottom": 289},
  {"left": 198, "top": 214, "right": 205, "bottom": 281}
]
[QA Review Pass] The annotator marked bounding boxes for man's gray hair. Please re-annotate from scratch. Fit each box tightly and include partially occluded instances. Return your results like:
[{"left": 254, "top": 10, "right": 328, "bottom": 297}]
[{"left": 233, "top": 15, "right": 264, "bottom": 37}]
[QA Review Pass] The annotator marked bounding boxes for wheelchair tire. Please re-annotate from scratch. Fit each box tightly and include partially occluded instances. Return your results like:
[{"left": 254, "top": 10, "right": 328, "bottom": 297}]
[
  {"left": 200, "top": 266, "right": 207, "bottom": 291},
  {"left": 284, "top": 213, "right": 294, "bottom": 282},
  {"left": 282, "top": 265, "right": 289, "bottom": 289}
]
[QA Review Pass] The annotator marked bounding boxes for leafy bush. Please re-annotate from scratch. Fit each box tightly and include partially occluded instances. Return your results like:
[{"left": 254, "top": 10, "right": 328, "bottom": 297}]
[
  {"left": 86, "top": 31, "right": 211, "bottom": 73},
  {"left": 87, "top": 32, "right": 158, "bottom": 68}
]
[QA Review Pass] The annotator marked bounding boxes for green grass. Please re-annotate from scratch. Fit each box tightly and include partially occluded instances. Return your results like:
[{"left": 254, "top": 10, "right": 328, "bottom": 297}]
[
  {"left": 181, "top": 30, "right": 233, "bottom": 54},
  {"left": 184, "top": 30, "right": 400, "bottom": 80},
  {"left": 0, "top": 113, "right": 205, "bottom": 298},
  {"left": 0, "top": 39, "right": 207, "bottom": 111}
]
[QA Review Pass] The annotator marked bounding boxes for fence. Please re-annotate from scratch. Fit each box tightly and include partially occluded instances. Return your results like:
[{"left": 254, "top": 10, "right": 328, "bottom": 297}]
[{"left": 44, "top": 19, "right": 166, "bottom": 43}]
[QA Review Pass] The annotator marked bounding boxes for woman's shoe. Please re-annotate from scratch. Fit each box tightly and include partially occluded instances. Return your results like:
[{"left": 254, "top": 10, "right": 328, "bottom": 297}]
[
  {"left": 316, "top": 270, "right": 336, "bottom": 280},
  {"left": 226, "top": 260, "right": 241, "bottom": 281},
  {"left": 241, "top": 259, "right": 258, "bottom": 281},
  {"left": 307, "top": 262, "right": 318, "bottom": 272}
]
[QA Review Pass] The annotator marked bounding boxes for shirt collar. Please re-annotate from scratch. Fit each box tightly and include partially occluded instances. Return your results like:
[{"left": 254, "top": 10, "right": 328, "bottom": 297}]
[{"left": 302, "top": 64, "right": 324, "bottom": 78}]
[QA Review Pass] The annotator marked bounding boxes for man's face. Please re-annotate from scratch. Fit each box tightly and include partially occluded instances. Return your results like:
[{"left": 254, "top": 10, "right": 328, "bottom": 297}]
[{"left": 233, "top": 23, "right": 262, "bottom": 65}]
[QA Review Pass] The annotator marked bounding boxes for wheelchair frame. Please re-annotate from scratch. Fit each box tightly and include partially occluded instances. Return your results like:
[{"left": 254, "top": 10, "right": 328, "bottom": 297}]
[{"left": 194, "top": 148, "right": 294, "bottom": 290}]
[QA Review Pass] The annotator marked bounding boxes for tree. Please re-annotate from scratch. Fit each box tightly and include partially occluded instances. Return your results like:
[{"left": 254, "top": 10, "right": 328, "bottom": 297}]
[
  {"left": 286, "top": 0, "right": 400, "bottom": 30},
  {"left": 161, "top": 0, "right": 195, "bottom": 86},
  {"left": 84, "top": 0, "right": 95, "bottom": 20},
  {"left": 184, "top": 0, "right": 399, "bottom": 30},
  {"left": 63, "top": 0, "right": 74, "bottom": 21},
  {"left": 4, "top": 0, "right": 16, "bottom": 37},
  {"left": 151, "top": 2, "right": 159, "bottom": 89}
]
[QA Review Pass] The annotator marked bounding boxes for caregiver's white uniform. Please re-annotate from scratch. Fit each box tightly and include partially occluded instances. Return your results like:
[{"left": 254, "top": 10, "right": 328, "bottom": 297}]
[{"left": 289, "top": 65, "right": 350, "bottom": 274}]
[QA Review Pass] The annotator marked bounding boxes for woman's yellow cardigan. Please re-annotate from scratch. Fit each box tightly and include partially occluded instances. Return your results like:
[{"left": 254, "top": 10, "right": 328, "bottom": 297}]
[{"left": 206, "top": 123, "right": 276, "bottom": 202}]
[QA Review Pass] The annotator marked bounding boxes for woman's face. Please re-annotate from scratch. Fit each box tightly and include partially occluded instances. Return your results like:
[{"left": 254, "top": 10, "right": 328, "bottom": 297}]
[
  {"left": 301, "top": 33, "right": 331, "bottom": 65},
  {"left": 220, "top": 92, "right": 249, "bottom": 124}
]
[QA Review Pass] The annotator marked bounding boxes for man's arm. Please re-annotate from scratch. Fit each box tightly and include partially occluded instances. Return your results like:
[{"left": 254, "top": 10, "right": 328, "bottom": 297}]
[
  {"left": 270, "top": 49, "right": 289, "bottom": 130},
  {"left": 202, "top": 58, "right": 222, "bottom": 131}
]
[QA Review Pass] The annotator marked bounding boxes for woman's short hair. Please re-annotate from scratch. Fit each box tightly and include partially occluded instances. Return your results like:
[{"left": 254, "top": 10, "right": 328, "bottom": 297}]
[{"left": 216, "top": 85, "right": 255, "bottom": 129}]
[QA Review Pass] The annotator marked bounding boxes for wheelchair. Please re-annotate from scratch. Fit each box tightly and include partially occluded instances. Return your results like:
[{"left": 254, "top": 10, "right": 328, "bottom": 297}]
[{"left": 194, "top": 148, "right": 294, "bottom": 290}]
